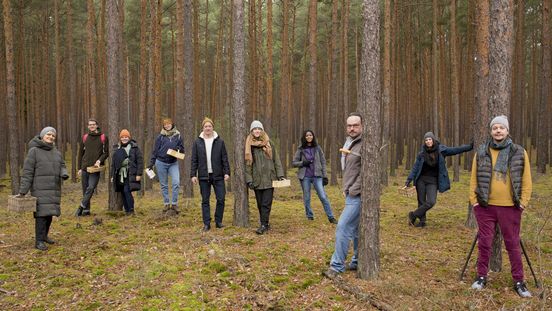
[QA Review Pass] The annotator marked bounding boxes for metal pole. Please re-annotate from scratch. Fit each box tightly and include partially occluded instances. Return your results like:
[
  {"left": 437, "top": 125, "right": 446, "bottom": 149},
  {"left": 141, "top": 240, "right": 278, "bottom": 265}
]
[{"left": 459, "top": 233, "right": 478, "bottom": 281}]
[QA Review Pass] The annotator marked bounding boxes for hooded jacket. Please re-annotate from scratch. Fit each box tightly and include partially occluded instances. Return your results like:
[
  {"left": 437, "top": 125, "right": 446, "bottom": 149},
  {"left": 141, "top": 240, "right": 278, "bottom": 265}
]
[{"left": 19, "top": 136, "right": 68, "bottom": 217}]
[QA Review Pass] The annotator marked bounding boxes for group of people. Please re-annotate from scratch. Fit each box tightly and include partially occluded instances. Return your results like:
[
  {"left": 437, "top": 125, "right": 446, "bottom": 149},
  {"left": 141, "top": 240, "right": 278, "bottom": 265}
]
[{"left": 16, "top": 113, "right": 533, "bottom": 298}]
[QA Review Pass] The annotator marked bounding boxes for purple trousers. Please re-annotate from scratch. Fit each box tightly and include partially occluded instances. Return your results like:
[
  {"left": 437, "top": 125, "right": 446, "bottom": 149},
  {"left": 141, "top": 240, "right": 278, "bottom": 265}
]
[{"left": 474, "top": 204, "right": 524, "bottom": 281}]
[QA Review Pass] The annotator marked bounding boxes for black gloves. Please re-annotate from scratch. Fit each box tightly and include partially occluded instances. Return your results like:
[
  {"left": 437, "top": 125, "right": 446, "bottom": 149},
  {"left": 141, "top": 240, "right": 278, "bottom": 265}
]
[
  {"left": 62, "top": 174, "right": 69, "bottom": 180},
  {"left": 15, "top": 193, "right": 25, "bottom": 198},
  {"left": 278, "top": 176, "right": 285, "bottom": 181},
  {"left": 302, "top": 160, "right": 312, "bottom": 167},
  {"left": 322, "top": 177, "right": 329, "bottom": 186},
  {"left": 147, "top": 165, "right": 154, "bottom": 170},
  {"left": 404, "top": 180, "right": 411, "bottom": 187},
  {"left": 247, "top": 182, "right": 254, "bottom": 190}
]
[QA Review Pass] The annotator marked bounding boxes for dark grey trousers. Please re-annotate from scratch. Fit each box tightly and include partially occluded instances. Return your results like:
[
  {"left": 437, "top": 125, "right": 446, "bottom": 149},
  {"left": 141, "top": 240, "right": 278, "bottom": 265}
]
[{"left": 413, "top": 175, "right": 438, "bottom": 222}]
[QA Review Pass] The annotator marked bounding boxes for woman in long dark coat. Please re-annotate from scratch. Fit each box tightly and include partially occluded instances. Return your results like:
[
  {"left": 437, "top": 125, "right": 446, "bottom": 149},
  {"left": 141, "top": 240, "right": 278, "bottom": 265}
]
[
  {"left": 19, "top": 127, "right": 69, "bottom": 251},
  {"left": 111, "top": 129, "right": 144, "bottom": 215}
]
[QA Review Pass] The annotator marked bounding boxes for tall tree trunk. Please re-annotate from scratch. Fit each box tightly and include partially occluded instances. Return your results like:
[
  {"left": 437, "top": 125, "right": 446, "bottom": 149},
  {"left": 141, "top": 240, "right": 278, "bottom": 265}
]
[
  {"left": 265, "top": 0, "right": 273, "bottom": 131},
  {"left": 182, "top": 0, "right": 194, "bottom": 198},
  {"left": 232, "top": 0, "right": 249, "bottom": 227},
  {"left": 358, "top": 0, "right": 381, "bottom": 280},
  {"left": 67, "top": 0, "right": 78, "bottom": 183},
  {"left": 431, "top": 0, "right": 440, "bottom": 136},
  {"left": 87, "top": 0, "right": 98, "bottom": 119},
  {"left": 538, "top": 0, "right": 551, "bottom": 174},
  {"left": 466, "top": 0, "right": 490, "bottom": 229},
  {"left": 107, "top": 0, "right": 122, "bottom": 210},
  {"left": 380, "top": 0, "right": 391, "bottom": 186},
  {"left": 54, "top": 0, "right": 63, "bottom": 154},
  {"left": 3, "top": 0, "right": 20, "bottom": 194},
  {"left": 488, "top": 0, "right": 515, "bottom": 273},
  {"left": 451, "top": 0, "right": 461, "bottom": 182},
  {"left": 307, "top": 0, "right": 317, "bottom": 131},
  {"left": 329, "top": 0, "right": 339, "bottom": 185}
]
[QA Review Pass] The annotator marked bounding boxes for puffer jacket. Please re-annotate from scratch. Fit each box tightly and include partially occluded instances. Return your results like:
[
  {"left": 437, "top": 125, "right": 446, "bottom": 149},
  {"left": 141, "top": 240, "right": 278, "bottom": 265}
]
[
  {"left": 245, "top": 145, "right": 284, "bottom": 190},
  {"left": 19, "top": 136, "right": 68, "bottom": 217}
]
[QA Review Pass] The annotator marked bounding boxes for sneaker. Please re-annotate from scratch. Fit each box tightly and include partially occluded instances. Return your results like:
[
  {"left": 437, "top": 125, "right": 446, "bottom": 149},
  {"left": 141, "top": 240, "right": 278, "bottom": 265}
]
[
  {"left": 35, "top": 241, "right": 48, "bottom": 251},
  {"left": 322, "top": 268, "right": 340, "bottom": 280},
  {"left": 44, "top": 237, "right": 56, "bottom": 244},
  {"left": 202, "top": 224, "right": 211, "bottom": 232},
  {"left": 513, "top": 281, "right": 532, "bottom": 298},
  {"left": 328, "top": 217, "right": 338, "bottom": 224},
  {"left": 408, "top": 212, "right": 417, "bottom": 226},
  {"left": 471, "top": 276, "right": 487, "bottom": 290},
  {"left": 215, "top": 222, "right": 224, "bottom": 229},
  {"left": 255, "top": 225, "right": 269, "bottom": 235}
]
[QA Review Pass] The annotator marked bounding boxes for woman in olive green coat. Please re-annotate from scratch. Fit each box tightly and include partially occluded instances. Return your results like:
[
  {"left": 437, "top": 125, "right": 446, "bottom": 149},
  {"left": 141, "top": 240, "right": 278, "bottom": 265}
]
[{"left": 245, "top": 120, "right": 284, "bottom": 235}]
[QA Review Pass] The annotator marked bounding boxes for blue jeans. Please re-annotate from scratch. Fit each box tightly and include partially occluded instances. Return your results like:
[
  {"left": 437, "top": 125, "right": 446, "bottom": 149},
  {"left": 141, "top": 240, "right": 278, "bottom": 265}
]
[
  {"left": 330, "top": 195, "right": 360, "bottom": 273},
  {"left": 155, "top": 160, "right": 180, "bottom": 205},
  {"left": 199, "top": 174, "right": 226, "bottom": 225},
  {"left": 81, "top": 171, "right": 100, "bottom": 211},
  {"left": 301, "top": 177, "right": 334, "bottom": 219}
]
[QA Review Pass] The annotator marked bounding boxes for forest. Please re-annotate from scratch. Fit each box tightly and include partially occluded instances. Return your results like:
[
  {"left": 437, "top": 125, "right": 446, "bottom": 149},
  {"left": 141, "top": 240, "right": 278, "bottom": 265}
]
[{"left": 0, "top": 0, "right": 551, "bottom": 309}]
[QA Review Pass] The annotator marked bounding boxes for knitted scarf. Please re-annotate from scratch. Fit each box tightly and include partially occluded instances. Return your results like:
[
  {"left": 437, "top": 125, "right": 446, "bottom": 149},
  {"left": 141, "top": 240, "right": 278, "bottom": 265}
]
[
  {"left": 245, "top": 132, "right": 272, "bottom": 165},
  {"left": 423, "top": 142, "right": 439, "bottom": 167},
  {"left": 161, "top": 127, "right": 180, "bottom": 137},
  {"left": 489, "top": 137, "right": 512, "bottom": 182}
]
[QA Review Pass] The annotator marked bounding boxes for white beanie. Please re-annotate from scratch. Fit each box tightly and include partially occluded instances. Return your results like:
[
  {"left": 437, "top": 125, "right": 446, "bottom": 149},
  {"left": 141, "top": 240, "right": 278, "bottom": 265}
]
[
  {"left": 250, "top": 120, "right": 264, "bottom": 132},
  {"left": 490, "top": 115, "right": 509, "bottom": 131},
  {"left": 40, "top": 126, "right": 57, "bottom": 138}
]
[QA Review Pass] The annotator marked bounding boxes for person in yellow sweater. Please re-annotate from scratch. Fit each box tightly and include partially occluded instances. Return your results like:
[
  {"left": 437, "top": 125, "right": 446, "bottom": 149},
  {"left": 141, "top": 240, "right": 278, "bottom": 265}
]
[{"left": 469, "top": 115, "right": 532, "bottom": 298}]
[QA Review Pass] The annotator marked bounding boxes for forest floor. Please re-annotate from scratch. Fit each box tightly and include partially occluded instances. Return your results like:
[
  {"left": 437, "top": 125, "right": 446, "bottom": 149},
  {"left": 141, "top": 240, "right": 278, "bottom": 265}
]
[{"left": 0, "top": 168, "right": 550, "bottom": 310}]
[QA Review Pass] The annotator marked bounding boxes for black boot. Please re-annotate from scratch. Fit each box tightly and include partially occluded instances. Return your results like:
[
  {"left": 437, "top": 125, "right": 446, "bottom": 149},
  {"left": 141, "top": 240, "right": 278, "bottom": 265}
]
[
  {"left": 35, "top": 241, "right": 48, "bottom": 251},
  {"left": 408, "top": 212, "right": 417, "bottom": 226},
  {"left": 255, "top": 225, "right": 269, "bottom": 235}
]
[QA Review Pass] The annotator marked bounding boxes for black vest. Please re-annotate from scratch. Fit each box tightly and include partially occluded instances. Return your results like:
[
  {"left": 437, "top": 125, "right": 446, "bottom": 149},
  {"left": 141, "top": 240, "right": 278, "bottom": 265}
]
[{"left": 475, "top": 143, "right": 525, "bottom": 207}]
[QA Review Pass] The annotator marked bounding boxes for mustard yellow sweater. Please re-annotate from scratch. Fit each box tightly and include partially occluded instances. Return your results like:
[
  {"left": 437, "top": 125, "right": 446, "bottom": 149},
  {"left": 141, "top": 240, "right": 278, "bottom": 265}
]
[{"left": 469, "top": 148, "right": 532, "bottom": 207}]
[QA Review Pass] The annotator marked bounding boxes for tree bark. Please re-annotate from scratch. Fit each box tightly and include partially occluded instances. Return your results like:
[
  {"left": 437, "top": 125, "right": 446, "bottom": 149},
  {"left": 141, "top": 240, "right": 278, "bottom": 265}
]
[
  {"left": 3, "top": 0, "right": 20, "bottom": 194},
  {"left": 182, "top": 0, "right": 195, "bottom": 198},
  {"left": 307, "top": 0, "right": 317, "bottom": 131},
  {"left": 358, "top": 0, "right": 381, "bottom": 280},
  {"left": 231, "top": 0, "right": 249, "bottom": 227},
  {"left": 488, "top": 0, "right": 515, "bottom": 273},
  {"left": 107, "top": 0, "right": 122, "bottom": 211},
  {"left": 380, "top": 0, "right": 391, "bottom": 186},
  {"left": 537, "top": 0, "right": 551, "bottom": 174},
  {"left": 451, "top": 0, "right": 461, "bottom": 182}
]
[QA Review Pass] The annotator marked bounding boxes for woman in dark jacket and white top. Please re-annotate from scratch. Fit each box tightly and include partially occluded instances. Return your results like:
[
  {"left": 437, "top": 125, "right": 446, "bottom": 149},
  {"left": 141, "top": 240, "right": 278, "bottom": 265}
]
[
  {"left": 292, "top": 130, "right": 337, "bottom": 223},
  {"left": 111, "top": 129, "right": 144, "bottom": 215},
  {"left": 405, "top": 132, "right": 473, "bottom": 227},
  {"left": 19, "top": 127, "right": 69, "bottom": 251},
  {"left": 148, "top": 118, "right": 184, "bottom": 213},
  {"left": 190, "top": 118, "right": 230, "bottom": 231}
]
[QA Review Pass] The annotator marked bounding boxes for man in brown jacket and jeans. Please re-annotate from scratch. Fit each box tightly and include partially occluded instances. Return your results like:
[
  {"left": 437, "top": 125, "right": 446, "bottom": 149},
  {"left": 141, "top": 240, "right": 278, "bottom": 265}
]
[{"left": 324, "top": 113, "right": 363, "bottom": 279}]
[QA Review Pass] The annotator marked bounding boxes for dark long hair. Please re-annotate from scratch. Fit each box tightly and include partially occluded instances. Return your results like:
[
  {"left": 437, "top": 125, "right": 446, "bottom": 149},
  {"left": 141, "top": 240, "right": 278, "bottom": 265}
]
[{"left": 300, "top": 130, "right": 318, "bottom": 148}]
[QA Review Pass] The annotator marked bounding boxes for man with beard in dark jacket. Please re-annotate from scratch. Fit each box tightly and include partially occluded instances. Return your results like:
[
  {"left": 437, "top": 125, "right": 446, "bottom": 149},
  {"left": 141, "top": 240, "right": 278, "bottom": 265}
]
[
  {"left": 19, "top": 127, "right": 69, "bottom": 251},
  {"left": 76, "top": 118, "right": 109, "bottom": 216},
  {"left": 190, "top": 118, "right": 230, "bottom": 231}
]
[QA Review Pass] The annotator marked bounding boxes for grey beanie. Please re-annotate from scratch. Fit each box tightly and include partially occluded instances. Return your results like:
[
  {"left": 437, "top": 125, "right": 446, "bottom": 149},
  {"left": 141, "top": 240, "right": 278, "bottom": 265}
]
[
  {"left": 250, "top": 120, "right": 264, "bottom": 132},
  {"left": 40, "top": 126, "right": 57, "bottom": 138},
  {"left": 490, "top": 115, "right": 509, "bottom": 131},
  {"left": 423, "top": 131, "right": 437, "bottom": 141}
]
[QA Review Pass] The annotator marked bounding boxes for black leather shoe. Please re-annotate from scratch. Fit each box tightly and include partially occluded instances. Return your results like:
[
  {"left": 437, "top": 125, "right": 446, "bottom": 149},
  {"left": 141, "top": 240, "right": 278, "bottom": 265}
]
[
  {"left": 255, "top": 225, "right": 269, "bottom": 235},
  {"left": 408, "top": 212, "right": 417, "bottom": 226},
  {"left": 44, "top": 237, "right": 56, "bottom": 244},
  {"left": 202, "top": 224, "right": 211, "bottom": 232},
  {"left": 75, "top": 205, "right": 83, "bottom": 217},
  {"left": 215, "top": 222, "right": 224, "bottom": 228},
  {"left": 329, "top": 217, "right": 338, "bottom": 224},
  {"left": 35, "top": 241, "right": 48, "bottom": 251},
  {"left": 81, "top": 210, "right": 91, "bottom": 216},
  {"left": 415, "top": 221, "right": 426, "bottom": 228}
]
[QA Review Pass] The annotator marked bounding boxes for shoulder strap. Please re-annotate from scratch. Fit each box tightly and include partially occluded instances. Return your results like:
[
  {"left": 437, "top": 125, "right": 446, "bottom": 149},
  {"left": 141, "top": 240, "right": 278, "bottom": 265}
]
[
  {"left": 100, "top": 133, "right": 106, "bottom": 144},
  {"left": 82, "top": 134, "right": 88, "bottom": 143}
]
